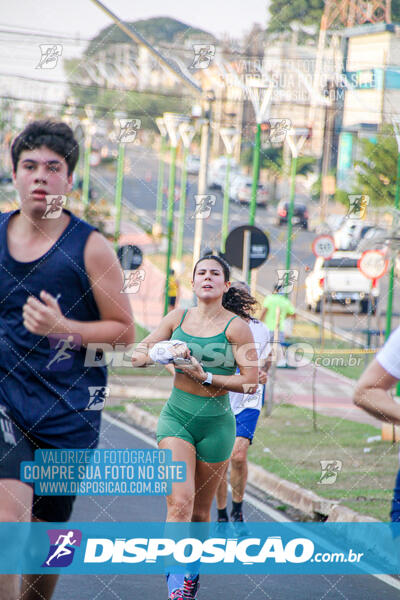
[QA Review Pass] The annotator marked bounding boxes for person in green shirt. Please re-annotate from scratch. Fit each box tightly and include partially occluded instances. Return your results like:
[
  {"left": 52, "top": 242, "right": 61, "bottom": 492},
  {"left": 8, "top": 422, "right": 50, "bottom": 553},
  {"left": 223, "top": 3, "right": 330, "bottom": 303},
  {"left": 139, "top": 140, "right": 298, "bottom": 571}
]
[{"left": 260, "top": 284, "right": 296, "bottom": 345}]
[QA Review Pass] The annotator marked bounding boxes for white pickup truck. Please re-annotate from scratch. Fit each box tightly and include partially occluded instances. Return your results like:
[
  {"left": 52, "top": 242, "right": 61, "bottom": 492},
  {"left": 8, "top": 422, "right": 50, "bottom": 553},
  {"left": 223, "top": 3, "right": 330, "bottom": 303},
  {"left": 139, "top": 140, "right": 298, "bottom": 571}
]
[{"left": 305, "top": 252, "right": 379, "bottom": 313}]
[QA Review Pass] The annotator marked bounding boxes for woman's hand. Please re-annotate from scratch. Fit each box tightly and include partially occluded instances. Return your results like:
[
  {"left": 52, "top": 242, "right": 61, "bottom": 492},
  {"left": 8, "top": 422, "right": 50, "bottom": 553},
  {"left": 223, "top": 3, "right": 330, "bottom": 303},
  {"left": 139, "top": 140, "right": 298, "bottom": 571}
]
[
  {"left": 177, "top": 355, "right": 207, "bottom": 383},
  {"left": 22, "top": 291, "right": 66, "bottom": 336},
  {"left": 169, "top": 342, "right": 191, "bottom": 361},
  {"left": 258, "top": 369, "right": 267, "bottom": 385}
]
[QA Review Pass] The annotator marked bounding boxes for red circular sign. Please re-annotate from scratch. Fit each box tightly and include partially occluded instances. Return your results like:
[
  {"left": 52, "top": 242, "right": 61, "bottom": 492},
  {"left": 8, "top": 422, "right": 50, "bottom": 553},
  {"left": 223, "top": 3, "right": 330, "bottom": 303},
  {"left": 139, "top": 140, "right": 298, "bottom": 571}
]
[
  {"left": 312, "top": 235, "right": 335, "bottom": 259},
  {"left": 358, "top": 250, "right": 388, "bottom": 280}
]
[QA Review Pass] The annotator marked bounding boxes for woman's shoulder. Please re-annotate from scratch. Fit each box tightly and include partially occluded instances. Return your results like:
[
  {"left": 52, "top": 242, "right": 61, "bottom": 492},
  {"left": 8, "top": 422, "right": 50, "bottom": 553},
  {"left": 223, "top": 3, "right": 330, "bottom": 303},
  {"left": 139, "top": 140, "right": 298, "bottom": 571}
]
[
  {"left": 224, "top": 311, "right": 251, "bottom": 339},
  {"left": 167, "top": 307, "right": 188, "bottom": 331}
]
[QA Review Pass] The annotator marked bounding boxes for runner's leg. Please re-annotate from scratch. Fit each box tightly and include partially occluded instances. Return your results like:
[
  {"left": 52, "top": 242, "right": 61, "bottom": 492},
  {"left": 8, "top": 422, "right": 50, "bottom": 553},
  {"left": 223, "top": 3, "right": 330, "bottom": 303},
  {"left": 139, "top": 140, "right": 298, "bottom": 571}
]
[
  {"left": 20, "top": 516, "right": 60, "bottom": 600},
  {"left": 192, "top": 458, "right": 230, "bottom": 522},
  {"left": 230, "top": 436, "right": 250, "bottom": 503},
  {"left": 0, "top": 480, "right": 33, "bottom": 600},
  {"left": 215, "top": 461, "right": 229, "bottom": 512},
  {"left": 159, "top": 437, "right": 197, "bottom": 522}
]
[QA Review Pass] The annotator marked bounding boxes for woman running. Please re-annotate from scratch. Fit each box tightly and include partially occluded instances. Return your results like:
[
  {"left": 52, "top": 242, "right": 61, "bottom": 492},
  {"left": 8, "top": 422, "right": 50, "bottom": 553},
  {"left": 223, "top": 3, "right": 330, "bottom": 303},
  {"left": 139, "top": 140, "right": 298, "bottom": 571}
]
[{"left": 131, "top": 254, "right": 259, "bottom": 600}]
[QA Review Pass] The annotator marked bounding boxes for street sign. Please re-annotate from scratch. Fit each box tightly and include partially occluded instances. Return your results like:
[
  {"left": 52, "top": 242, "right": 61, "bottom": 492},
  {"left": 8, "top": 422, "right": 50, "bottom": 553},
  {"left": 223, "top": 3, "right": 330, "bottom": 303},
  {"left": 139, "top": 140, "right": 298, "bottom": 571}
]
[
  {"left": 312, "top": 234, "right": 335, "bottom": 259},
  {"left": 223, "top": 225, "right": 269, "bottom": 270},
  {"left": 358, "top": 250, "right": 388, "bottom": 280},
  {"left": 117, "top": 244, "right": 143, "bottom": 270}
]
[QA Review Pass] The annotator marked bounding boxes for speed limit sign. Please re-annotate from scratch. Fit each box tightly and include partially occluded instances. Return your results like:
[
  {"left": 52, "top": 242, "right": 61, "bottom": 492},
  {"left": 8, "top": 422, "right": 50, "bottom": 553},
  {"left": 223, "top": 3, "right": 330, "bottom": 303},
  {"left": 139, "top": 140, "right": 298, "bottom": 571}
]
[
  {"left": 358, "top": 250, "right": 388, "bottom": 280},
  {"left": 312, "top": 234, "right": 335, "bottom": 259}
]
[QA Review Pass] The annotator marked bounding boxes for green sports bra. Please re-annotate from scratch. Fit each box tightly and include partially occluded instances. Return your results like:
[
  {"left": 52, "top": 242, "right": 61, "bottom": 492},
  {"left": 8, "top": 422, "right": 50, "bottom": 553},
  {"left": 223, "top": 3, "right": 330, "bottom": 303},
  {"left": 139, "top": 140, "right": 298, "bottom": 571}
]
[{"left": 170, "top": 309, "right": 238, "bottom": 376}]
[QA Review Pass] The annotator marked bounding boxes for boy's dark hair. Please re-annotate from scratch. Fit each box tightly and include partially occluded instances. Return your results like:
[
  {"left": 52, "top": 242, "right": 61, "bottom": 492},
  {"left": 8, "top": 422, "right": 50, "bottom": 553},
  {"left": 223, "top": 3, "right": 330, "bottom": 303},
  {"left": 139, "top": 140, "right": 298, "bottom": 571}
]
[{"left": 11, "top": 120, "right": 79, "bottom": 175}]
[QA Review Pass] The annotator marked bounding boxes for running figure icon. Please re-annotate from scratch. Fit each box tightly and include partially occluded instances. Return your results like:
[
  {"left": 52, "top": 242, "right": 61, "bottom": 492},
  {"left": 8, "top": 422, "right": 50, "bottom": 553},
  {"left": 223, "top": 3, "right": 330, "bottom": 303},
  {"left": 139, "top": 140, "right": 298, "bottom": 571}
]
[
  {"left": 46, "top": 335, "right": 77, "bottom": 370},
  {"left": 45, "top": 531, "right": 77, "bottom": 566}
]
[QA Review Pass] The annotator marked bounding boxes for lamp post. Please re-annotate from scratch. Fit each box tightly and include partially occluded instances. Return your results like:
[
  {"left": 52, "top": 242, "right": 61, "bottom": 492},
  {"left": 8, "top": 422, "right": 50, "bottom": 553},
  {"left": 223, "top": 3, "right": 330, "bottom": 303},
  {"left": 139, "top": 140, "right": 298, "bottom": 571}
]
[
  {"left": 113, "top": 112, "right": 128, "bottom": 251},
  {"left": 219, "top": 127, "right": 239, "bottom": 253},
  {"left": 284, "top": 128, "right": 309, "bottom": 294},
  {"left": 386, "top": 117, "right": 400, "bottom": 340},
  {"left": 163, "top": 112, "right": 189, "bottom": 315},
  {"left": 175, "top": 121, "right": 196, "bottom": 270},
  {"left": 245, "top": 76, "right": 273, "bottom": 228},
  {"left": 192, "top": 90, "right": 215, "bottom": 272},
  {"left": 155, "top": 117, "right": 168, "bottom": 229},
  {"left": 81, "top": 105, "right": 95, "bottom": 219}
]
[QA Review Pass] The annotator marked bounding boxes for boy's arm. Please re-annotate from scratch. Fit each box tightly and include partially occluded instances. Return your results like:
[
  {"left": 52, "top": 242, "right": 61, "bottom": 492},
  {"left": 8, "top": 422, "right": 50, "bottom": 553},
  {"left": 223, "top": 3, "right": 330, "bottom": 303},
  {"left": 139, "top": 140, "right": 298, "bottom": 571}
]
[
  {"left": 78, "top": 232, "right": 135, "bottom": 346},
  {"left": 23, "top": 233, "right": 135, "bottom": 347}
]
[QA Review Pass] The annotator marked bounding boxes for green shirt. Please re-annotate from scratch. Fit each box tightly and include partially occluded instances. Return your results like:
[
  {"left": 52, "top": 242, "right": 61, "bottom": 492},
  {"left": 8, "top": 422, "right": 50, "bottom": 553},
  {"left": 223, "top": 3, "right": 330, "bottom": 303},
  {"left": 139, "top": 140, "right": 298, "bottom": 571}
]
[{"left": 262, "top": 294, "right": 295, "bottom": 331}]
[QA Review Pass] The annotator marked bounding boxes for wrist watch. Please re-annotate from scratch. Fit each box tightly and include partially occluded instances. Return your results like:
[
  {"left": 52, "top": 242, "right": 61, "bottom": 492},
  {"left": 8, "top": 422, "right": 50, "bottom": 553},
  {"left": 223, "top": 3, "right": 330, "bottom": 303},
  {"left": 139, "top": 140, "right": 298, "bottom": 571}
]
[{"left": 201, "top": 372, "right": 213, "bottom": 386}]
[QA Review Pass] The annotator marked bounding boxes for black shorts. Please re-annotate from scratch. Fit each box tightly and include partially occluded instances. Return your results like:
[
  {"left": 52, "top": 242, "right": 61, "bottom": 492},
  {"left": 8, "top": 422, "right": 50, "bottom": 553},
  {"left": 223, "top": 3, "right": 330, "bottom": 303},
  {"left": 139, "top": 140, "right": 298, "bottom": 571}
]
[
  {"left": 0, "top": 405, "right": 76, "bottom": 522},
  {"left": 169, "top": 296, "right": 177, "bottom": 307}
]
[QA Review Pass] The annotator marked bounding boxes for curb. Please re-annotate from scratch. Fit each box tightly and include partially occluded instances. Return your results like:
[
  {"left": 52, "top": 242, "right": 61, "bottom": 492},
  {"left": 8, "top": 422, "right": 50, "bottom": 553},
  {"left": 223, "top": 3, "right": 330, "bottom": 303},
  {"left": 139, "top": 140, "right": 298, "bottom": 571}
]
[{"left": 119, "top": 400, "right": 379, "bottom": 523}]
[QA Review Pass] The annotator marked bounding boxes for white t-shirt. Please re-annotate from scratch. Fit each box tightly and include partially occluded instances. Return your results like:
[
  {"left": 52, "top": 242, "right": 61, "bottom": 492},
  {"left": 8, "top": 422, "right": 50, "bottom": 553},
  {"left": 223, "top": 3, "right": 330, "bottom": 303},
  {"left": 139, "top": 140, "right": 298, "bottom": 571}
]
[
  {"left": 229, "top": 319, "right": 271, "bottom": 415},
  {"left": 376, "top": 326, "right": 400, "bottom": 379}
]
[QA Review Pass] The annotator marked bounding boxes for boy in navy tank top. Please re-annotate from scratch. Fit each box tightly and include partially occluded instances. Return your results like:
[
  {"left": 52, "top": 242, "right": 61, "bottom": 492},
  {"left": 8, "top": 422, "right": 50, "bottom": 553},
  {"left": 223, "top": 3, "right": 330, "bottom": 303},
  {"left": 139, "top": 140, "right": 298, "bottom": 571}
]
[{"left": 0, "top": 121, "right": 135, "bottom": 600}]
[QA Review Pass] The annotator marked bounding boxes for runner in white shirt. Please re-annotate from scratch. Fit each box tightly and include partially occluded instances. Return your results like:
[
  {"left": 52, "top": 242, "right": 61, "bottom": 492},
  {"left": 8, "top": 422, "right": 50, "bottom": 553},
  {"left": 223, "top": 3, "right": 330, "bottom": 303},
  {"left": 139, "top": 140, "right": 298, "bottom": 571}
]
[
  {"left": 354, "top": 325, "right": 400, "bottom": 521},
  {"left": 215, "top": 282, "right": 271, "bottom": 523}
]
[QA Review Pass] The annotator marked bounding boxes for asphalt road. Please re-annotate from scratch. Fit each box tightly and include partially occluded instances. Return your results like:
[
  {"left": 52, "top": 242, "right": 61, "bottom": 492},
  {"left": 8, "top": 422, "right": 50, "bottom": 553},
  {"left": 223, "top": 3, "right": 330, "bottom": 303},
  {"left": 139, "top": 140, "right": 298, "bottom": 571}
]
[
  {"left": 52, "top": 413, "right": 400, "bottom": 600},
  {"left": 93, "top": 145, "right": 400, "bottom": 340}
]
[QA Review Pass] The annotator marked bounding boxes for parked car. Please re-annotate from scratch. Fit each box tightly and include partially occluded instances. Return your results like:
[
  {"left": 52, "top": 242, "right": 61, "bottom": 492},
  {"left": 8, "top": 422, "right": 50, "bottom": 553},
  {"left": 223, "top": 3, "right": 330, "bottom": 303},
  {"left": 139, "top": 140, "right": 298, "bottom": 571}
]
[
  {"left": 305, "top": 251, "right": 379, "bottom": 314},
  {"left": 186, "top": 154, "right": 200, "bottom": 175},
  {"left": 333, "top": 220, "right": 376, "bottom": 251},
  {"left": 277, "top": 201, "right": 308, "bottom": 229},
  {"left": 356, "top": 226, "right": 387, "bottom": 252},
  {"left": 0, "top": 174, "right": 12, "bottom": 185},
  {"left": 208, "top": 156, "right": 239, "bottom": 189},
  {"left": 229, "top": 175, "right": 268, "bottom": 207}
]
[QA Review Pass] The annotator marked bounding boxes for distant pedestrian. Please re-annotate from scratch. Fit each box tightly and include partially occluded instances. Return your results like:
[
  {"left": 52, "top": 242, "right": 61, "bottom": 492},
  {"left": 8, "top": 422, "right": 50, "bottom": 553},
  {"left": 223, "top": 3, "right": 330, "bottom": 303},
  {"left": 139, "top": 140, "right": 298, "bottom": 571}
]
[
  {"left": 167, "top": 269, "right": 180, "bottom": 312},
  {"left": 215, "top": 281, "right": 271, "bottom": 524},
  {"left": 260, "top": 284, "right": 295, "bottom": 365}
]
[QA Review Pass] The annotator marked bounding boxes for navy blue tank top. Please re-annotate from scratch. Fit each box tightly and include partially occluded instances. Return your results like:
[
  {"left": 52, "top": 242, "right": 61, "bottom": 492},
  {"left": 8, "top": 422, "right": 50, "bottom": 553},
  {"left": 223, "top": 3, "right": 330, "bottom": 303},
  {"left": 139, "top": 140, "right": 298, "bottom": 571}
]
[{"left": 0, "top": 209, "right": 107, "bottom": 448}]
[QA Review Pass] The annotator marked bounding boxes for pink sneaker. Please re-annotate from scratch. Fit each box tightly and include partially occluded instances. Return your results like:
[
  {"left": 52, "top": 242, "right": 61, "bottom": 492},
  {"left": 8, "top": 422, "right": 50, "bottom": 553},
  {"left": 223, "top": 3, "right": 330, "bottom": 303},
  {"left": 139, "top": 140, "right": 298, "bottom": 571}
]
[{"left": 183, "top": 575, "right": 200, "bottom": 599}]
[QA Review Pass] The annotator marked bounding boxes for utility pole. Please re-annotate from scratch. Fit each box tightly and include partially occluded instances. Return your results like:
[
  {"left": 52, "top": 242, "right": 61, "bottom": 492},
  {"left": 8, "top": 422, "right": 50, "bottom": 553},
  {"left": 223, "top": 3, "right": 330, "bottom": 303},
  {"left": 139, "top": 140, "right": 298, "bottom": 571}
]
[{"left": 319, "top": 80, "right": 337, "bottom": 223}]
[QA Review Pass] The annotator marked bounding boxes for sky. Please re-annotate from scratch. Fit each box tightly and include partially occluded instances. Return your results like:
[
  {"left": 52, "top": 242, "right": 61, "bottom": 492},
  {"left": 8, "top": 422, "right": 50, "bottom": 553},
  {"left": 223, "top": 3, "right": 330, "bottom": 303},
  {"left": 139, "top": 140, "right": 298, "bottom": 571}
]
[
  {"left": 0, "top": 0, "right": 269, "bottom": 104},
  {"left": 1, "top": 0, "right": 269, "bottom": 41}
]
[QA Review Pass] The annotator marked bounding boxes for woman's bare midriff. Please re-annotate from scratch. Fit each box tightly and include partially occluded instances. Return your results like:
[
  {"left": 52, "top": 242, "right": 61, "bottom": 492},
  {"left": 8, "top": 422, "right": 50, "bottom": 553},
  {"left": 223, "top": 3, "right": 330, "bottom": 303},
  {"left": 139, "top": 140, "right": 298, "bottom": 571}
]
[{"left": 173, "top": 371, "right": 227, "bottom": 397}]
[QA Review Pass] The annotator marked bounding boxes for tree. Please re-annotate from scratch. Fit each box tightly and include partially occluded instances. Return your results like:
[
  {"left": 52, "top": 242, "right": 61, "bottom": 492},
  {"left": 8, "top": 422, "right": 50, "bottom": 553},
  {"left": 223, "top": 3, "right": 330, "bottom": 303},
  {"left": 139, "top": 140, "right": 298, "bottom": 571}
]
[
  {"left": 267, "top": 0, "right": 324, "bottom": 32},
  {"left": 241, "top": 144, "right": 316, "bottom": 202},
  {"left": 354, "top": 127, "right": 398, "bottom": 207}
]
